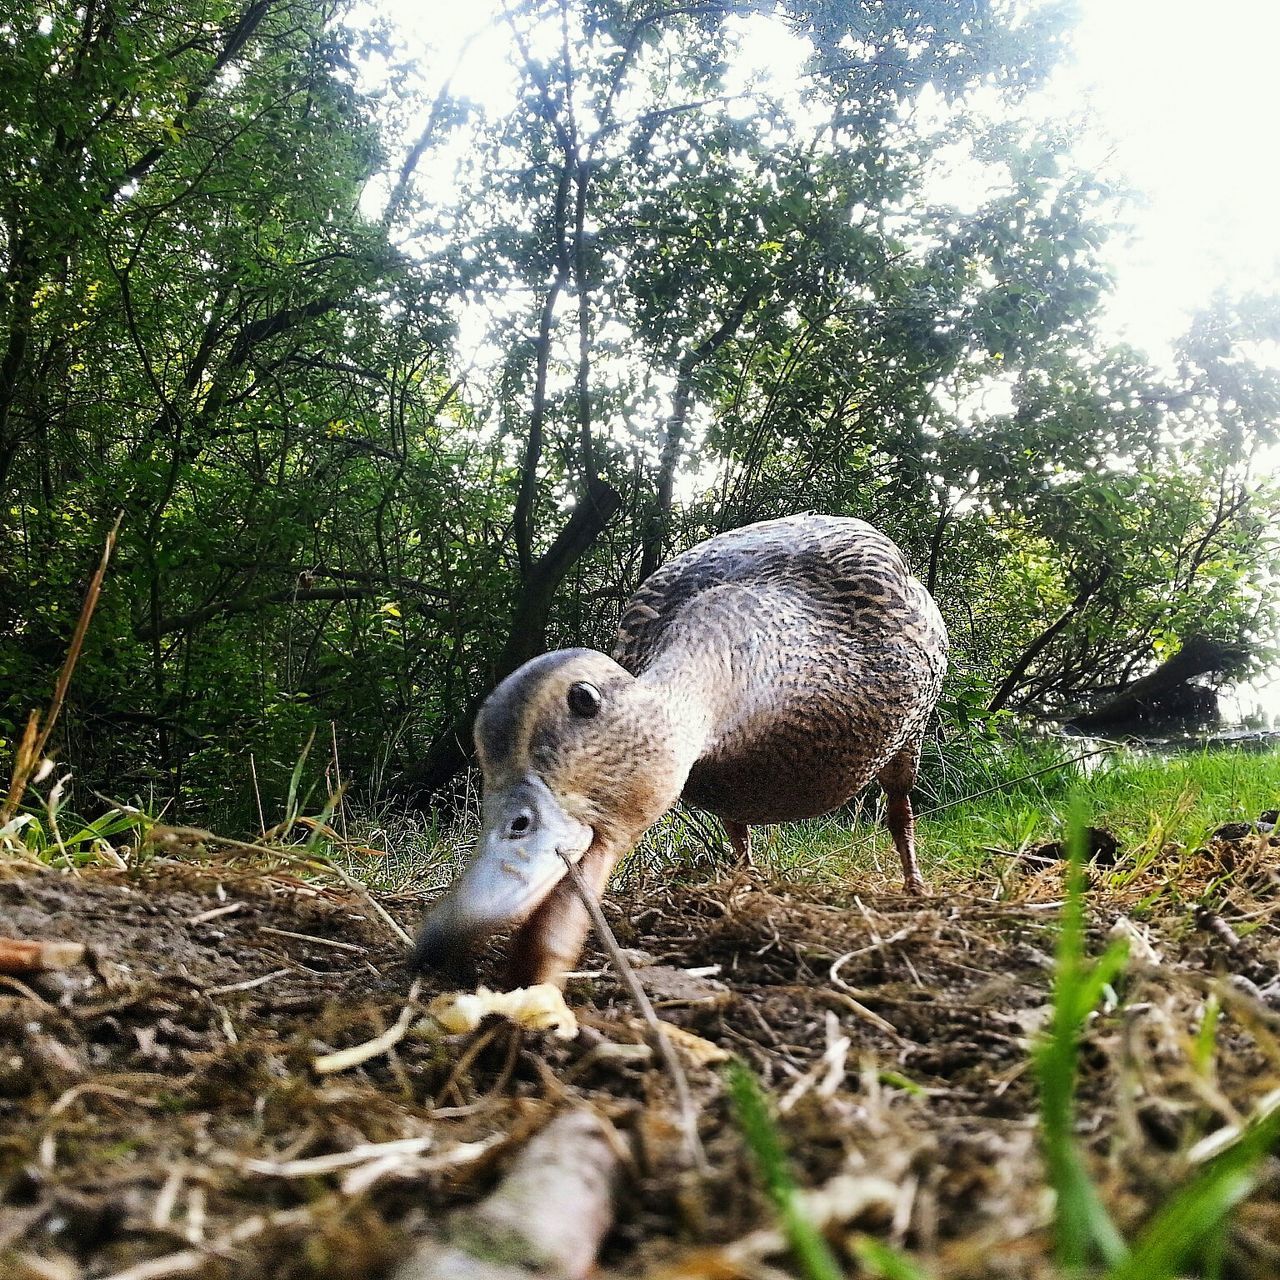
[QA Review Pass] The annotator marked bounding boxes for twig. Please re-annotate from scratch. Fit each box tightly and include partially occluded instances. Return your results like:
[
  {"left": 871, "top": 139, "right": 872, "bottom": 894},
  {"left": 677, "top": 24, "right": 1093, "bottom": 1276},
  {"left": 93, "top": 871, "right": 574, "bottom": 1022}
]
[
  {"left": 1, "top": 512, "right": 123, "bottom": 824},
  {"left": 187, "top": 903, "right": 245, "bottom": 925},
  {"left": 817, "top": 989, "right": 904, "bottom": 1042},
  {"left": 274, "top": 847, "right": 411, "bottom": 946},
  {"left": 206, "top": 969, "right": 290, "bottom": 997},
  {"left": 259, "top": 926, "right": 366, "bottom": 953},
  {"left": 557, "top": 851, "right": 709, "bottom": 1174},
  {"left": 0, "top": 974, "right": 56, "bottom": 1007},
  {"left": 916, "top": 744, "right": 1116, "bottom": 818},
  {"left": 314, "top": 980, "right": 422, "bottom": 1075},
  {"left": 0, "top": 938, "right": 85, "bottom": 974},
  {"left": 830, "top": 926, "right": 914, "bottom": 977},
  {"left": 238, "top": 1135, "right": 433, "bottom": 1178},
  {"left": 98, "top": 1205, "right": 314, "bottom": 1280},
  {"left": 249, "top": 753, "right": 266, "bottom": 836},
  {"left": 1188, "top": 1086, "right": 1280, "bottom": 1164},
  {"left": 1194, "top": 905, "right": 1245, "bottom": 953},
  {"left": 330, "top": 720, "right": 349, "bottom": 842},
  {"left": 391, "top": 1110, "right": 619, "bottom": 1280}
]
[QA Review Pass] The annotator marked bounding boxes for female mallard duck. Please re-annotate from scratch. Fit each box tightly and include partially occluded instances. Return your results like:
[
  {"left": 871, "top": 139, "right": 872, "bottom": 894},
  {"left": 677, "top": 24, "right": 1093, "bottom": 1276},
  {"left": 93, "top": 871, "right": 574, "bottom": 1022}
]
[{"left": 413, "top": 514, "right": 948, "bottom": 986}]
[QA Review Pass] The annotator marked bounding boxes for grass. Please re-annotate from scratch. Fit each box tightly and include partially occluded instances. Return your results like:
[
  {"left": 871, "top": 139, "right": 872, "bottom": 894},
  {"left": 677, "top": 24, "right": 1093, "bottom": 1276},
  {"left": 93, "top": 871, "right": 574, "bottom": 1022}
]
[
  {"left": 721, "top": 787, "right": 1280, "bottom": 1280},
  {"left": 725, "top": 1059, "right": 845, "bottom": 1280},
  {"left": 753, "top": 742, "right": 1280, "bottom": 888},
  {"left": 1032, "top": 798, "right": 1280, "bottom": 1280},
  {"left": 209, "top": 737, "right": 1280, "bottom": 898}
]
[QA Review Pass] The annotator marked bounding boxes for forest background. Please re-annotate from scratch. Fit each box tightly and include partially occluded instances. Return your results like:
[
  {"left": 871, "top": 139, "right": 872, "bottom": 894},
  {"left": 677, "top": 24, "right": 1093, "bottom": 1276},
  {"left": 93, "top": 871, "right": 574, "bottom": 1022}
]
[{"left": 1, "top": 0, "right": 1278, "bottom": 829}]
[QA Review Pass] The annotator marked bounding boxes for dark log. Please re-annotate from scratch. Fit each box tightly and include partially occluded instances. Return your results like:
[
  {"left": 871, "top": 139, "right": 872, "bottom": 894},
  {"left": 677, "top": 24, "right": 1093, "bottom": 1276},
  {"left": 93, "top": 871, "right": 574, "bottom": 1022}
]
[{"left": 1068, "top": 635, "right": 1249, "bottom": 730}]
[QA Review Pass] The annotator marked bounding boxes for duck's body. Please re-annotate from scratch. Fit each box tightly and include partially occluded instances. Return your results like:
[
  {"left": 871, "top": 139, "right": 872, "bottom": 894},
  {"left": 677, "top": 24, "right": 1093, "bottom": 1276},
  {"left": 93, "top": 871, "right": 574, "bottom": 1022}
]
[
  {"left": 413, "top": 514, "right": 948, "bottom": 986},
  {"left": 615, "top": 515, "right": 947, "bottom": 826}
]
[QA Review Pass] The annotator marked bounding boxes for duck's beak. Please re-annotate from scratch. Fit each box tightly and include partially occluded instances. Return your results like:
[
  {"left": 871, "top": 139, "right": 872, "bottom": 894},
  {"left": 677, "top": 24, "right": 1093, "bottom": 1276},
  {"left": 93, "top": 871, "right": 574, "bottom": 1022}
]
[{"left": 410, "top": 775, "right": 593, "bottom": 977}]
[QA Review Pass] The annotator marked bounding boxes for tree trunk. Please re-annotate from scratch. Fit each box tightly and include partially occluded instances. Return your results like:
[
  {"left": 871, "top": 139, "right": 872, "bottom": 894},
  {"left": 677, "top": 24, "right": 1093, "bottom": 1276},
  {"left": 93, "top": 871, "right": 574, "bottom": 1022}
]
[
  {"left": 397, "top": 478, "right": 623, "bottom": 803},
  {"left": 638, "top": 285, "right": 764, "bottom": 582}
]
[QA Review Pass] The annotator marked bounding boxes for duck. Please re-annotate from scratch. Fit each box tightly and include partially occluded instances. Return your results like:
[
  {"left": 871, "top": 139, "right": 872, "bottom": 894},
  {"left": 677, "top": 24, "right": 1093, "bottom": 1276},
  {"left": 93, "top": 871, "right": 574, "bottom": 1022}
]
[{"left": 412, "top": 513, "right": 949, "bottom": 987}]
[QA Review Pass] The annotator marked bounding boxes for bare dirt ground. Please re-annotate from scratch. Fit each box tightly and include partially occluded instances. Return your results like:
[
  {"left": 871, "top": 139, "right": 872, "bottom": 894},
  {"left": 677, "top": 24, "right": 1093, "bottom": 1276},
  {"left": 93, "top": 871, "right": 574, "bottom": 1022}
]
[{"left": 2, "top": 828, "right": 1280, "bottom": 1279}]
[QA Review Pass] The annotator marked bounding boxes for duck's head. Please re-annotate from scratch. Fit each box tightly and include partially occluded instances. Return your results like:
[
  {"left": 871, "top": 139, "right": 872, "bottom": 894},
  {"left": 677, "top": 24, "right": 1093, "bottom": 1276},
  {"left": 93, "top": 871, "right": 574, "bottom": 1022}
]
[{"left": 410, "top": 648, "right": 697, "bottom": 977}]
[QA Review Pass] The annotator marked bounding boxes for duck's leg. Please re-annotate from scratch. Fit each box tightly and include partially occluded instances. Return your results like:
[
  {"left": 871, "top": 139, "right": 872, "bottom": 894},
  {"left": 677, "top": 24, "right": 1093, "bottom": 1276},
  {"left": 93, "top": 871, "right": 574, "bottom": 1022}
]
[
  {"left": 724, "top": 819, "right": 753, "bottom": 867},
  {"left": 877, "top": 746, "right": 927, "bottom": 895},
  {"left": 506, "top": 848, "right": 616, "bottom": 988},
  {"left": 885, "top": 792, "right": 926, "bottom": 895}
]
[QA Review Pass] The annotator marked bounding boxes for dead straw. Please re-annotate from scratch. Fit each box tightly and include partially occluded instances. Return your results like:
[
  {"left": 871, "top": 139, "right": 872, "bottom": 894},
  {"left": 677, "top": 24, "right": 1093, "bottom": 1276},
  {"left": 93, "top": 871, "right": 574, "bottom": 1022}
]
[
  {"left": 557, "top": 850, "right": 709, "bottom": 1175},
  {"left": 1, "top": 512, "right": 123, "bottom": 825},
  {"left": 147, "top": 824, "right": 412, "bottom": 947},
  {"left": 314, "top": 980, "right": 423, "bottom": 1075}
]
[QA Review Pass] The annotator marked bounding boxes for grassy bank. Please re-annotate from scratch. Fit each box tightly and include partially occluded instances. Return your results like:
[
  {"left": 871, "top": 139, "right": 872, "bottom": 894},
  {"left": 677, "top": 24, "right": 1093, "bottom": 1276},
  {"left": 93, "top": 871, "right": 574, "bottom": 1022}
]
[{"left": 704, "top": 742, "right": 1280, "bottom": 887}]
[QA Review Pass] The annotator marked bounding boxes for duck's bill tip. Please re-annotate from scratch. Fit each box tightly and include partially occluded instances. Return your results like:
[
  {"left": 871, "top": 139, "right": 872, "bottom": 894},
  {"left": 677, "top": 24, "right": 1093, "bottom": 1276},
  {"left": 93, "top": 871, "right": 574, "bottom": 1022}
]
[{"left": 409, "top": 778, "right": 593, "bottom": 975}]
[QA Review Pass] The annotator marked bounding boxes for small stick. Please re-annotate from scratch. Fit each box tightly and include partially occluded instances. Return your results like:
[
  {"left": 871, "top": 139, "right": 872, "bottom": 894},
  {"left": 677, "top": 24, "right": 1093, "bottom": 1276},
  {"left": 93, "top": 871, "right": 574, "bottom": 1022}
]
[
  {"left": 330, "top": 721, "right": 349, "bottom": 842},
  {"left": 0, "top": 938, "right": 85, "bottom": 974},
  {"left": 391, "top": 1109, "right": 619, "bottom": 1280},
  {"left": 1, "top": 513, "right": 123, "bottom": 825},
  {"left": 188, "top": 903, "right": 245, "bottom": 925},
  {"left": 239, "top": 1135, "right": 433, "bottom": 1178},
  {"left": 260, "top": 926, "right": 366, "bottom": 953},
  {"left": 314, "top": 980, "right": 422, "bottom": 1075},
  {"left": 557, "top": 851, "right": 709, "bottom": 1174},
  {"left": 98, "top": 1205, "right": 314, "bottom": 1280},
  {"left": 249, "top": 753, "right": 267, "bottom": 837},
  {"left": 207, "top": 968, "right": 290, "bottom": 997},
  {"left": 1194, "top": 905, "right": 1245, "bottom": 953},
  {"left": 818, "top": 989, "right": 905, "bottom": 1041}
]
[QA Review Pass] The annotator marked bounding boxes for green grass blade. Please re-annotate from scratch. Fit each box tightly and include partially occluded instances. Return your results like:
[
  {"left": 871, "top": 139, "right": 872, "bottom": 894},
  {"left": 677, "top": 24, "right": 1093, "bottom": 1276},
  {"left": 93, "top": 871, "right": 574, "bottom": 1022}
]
[
  {"left": 283, "top": 728, "right": 317, "bottom": 835},
  {"left": 852, "top": 1235, "right": 933, "bottom": 1280},
  {"left": 1036, "top": 795, "right": 1129, "bottom": 1271},
  {"left": 724, "top": 1059, "right": 844, "bottom": 1280},
  {"left": 1105, "top": 1095, "right": 1280, "bottom": 1280}
]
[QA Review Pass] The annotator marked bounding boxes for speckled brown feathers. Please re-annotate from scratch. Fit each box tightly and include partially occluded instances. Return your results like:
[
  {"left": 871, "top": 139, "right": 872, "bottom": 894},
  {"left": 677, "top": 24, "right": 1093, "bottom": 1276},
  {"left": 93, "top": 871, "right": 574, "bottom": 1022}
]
[{"left": 614, "top": 514, "right": 948, "bottom": 830}]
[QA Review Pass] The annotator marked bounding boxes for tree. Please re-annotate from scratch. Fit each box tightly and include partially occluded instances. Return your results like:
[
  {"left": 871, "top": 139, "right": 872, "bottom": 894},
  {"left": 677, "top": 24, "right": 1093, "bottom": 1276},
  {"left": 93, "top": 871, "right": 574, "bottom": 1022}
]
[{"left": 2, "top": 0, "right": 1275, "bottom": 824}]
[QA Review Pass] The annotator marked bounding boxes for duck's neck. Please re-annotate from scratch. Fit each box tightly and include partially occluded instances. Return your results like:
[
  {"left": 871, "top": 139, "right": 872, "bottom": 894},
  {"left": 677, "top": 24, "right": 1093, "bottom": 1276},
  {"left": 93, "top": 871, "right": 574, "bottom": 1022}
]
[{"left": 634, "top": 608, "right": 749, "bottom": 778}]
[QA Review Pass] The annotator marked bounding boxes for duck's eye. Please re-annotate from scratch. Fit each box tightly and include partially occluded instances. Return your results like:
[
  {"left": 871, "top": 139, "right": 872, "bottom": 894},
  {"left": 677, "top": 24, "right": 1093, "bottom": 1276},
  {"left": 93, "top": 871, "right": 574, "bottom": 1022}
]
[{"left": 566, "top": 681, "right": 602, "bottom": 719}]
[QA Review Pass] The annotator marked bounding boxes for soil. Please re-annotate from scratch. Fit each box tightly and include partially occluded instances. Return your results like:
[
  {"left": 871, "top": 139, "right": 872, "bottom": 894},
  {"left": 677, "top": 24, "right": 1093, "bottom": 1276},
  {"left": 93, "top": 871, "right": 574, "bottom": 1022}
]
[{"left": 2, "top": 829, "right": 1280, "bottom": 1280}]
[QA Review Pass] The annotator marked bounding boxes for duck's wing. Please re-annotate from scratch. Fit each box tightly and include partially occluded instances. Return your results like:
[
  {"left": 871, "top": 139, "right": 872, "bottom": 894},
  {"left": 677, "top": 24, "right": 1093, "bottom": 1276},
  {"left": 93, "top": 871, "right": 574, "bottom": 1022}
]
[{"left": 611, "top": 514, "right": 902, "bottom": 675}]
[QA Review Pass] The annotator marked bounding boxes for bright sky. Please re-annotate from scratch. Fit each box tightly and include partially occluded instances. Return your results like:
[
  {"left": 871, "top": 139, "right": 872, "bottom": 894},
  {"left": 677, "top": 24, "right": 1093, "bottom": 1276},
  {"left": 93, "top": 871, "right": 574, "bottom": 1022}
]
[
  {"left": 364, "top": 0, "right": 1280, "bottom": 366},
  {"left": 1060, "top": 0, "right": 1280, "bottom": 356}
]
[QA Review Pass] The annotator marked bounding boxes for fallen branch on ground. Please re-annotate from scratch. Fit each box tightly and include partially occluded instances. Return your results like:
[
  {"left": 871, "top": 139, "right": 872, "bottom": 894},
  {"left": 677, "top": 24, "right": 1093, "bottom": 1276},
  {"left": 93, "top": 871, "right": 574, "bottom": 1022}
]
[
  {"left": 0, "top": 938, "right": 85, "bottom": 974},
  {"left": 391, "top": 1108, "right": 620, "bottom": 1280}
]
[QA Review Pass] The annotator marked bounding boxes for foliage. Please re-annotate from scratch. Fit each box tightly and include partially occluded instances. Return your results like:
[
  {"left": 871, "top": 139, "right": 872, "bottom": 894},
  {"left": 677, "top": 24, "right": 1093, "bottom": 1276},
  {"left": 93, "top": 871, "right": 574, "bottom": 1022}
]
[{"left": 0, "top": 0, "right": 1276, "bottom": 824}]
